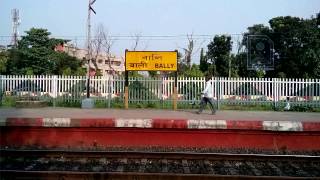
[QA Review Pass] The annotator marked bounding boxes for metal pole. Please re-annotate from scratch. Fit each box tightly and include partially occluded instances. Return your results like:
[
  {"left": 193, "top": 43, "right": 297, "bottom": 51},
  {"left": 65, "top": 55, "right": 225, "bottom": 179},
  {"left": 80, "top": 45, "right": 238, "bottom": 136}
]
[
  {"left": 107, "top": 75, "right": 111, "bottom": 108},
  {"left": 125, "top": 70, "right": 129, "bottom": 109},
  {"left": 86, "top": 0, "right": 92, "bottom": 98},
  {"left": 173, "top": 50, "right": 178, "bottom": 110},
  {"left": 173, "top": 71, "right": 178, "bottom": 110}
]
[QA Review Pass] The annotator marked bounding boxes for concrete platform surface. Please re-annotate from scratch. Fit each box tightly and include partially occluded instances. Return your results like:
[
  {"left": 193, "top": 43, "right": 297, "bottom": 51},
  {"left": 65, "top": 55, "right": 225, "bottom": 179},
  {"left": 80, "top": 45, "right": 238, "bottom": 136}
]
[
  {"left": 1, "top": 108, "right": 320, "bottom": 131},
  {"left": 0, "top": 107, "right": 319, "bottom": 121}
]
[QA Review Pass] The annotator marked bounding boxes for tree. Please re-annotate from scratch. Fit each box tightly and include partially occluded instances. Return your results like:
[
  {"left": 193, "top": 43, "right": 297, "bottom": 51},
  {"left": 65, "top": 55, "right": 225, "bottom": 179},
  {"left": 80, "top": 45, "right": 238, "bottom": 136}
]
[
  {"left": 239, "top": 24, "right": 272, "bottom": 77},
  {"left": 5, "top": 28, "right": 83, "bottom": 75},
  {"left": 239, "top": 15, "right": 320, "bottom": 78},
  {"left": 317, "top": 12, "right": 320, "bottom": 26},
  {"left": 49, "top": 52, "right": 83, "bottom": 75},
  {"left": 182, "top": 34, "right": 194, "bottom": 70},
  {"left": 268, "top": 16, "right": 320, "bottom": 78},
  {"left": 131, "top": 32, "right": 148, "bottom": 51},
  {"left": 0, "top": 51, "right": 8, "bottom": 74},
  {"left": 163, "top": 50, "right": 203, "bottom": 78},
  {"left": 183, "top": 64, "right": 204, "bottom": 77},
  {"left": 92, "top": 24, "right": 117, "bottom": 75},
  {"left": 176, "top": 51, "right": 186, "bottom": 76},
  {"left": 127, "top": 32, "right": 149, "bottom": 77},
  {"left": 181, "top": 34, "right": 205, "bottom": 70},
  {"left": 199, "top": 48, "right": 208, "bottom": 73},
  {"left": 206, "top": 35, "right": 232, "bottom": 77},
  {"left": 234, "top": 52, "right": 256, "bottom": 77},
  {"left": 243, "top": 24, "right": 271, "bottom": 40}
]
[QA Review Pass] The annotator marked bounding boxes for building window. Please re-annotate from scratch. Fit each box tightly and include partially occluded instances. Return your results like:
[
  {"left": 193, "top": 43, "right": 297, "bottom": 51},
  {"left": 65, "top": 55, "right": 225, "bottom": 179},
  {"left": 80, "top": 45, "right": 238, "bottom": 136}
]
[
  {"left": 98, "top": 59, "right": 103, "bottom": 64},
  {"left": 113, "top": 61, "right": 121, "bottom": 66}
]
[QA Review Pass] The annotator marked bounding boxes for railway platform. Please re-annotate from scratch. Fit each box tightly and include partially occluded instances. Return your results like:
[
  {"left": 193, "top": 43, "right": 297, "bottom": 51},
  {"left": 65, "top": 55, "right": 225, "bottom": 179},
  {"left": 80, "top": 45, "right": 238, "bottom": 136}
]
[
  {"left": 1, "top": 107, "right": 319, "bottom": 131},
  {"left": 0, "top": 107, "right": 319, "bottom": 121},
  {"left": 1, "top": 107, "right": 320, "bottom": 151}
]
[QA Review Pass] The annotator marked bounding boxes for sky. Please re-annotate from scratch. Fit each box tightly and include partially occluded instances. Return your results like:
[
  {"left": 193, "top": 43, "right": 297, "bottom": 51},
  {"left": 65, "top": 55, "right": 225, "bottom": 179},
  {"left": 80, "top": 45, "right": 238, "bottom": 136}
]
[{"left": 1, "top": 0, "right": 319, "bottom": 62}]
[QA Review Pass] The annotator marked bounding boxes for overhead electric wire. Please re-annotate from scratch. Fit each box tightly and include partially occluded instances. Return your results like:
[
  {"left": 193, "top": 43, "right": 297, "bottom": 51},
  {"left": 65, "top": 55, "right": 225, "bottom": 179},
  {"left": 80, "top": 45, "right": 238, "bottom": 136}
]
[{"left": 0, "top": 32, "right": 316, "bottom": 42}]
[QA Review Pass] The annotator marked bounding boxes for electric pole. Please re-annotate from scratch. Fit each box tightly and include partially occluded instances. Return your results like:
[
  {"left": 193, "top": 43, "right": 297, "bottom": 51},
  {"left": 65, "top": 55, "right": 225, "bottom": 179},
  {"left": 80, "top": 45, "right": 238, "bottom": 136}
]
[{"left": 86, "top": 0, "right": 96, "bottom": 98}]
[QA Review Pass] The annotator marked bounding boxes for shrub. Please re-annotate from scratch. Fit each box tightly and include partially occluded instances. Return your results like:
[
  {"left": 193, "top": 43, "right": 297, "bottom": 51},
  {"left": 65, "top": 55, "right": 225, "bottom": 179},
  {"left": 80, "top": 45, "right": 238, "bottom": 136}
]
[
  {"left": 146, "top": 102, "right": 159, "bottom": 108},
  {"left": 56, "top": 100, "right": 81, "bottom": 107},
  {"left": 291, "top": 105, "right": 315, "bottom": 112},
  {"left": 95, "top": 100, "right": 107, "bottom": 108},
  {"left": 1, "top": 96, "right": 16, "bottom": 107}
]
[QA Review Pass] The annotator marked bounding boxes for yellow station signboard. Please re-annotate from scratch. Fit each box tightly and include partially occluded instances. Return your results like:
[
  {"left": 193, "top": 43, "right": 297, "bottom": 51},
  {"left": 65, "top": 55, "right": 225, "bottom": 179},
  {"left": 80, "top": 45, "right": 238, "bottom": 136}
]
[{"left": 125, "top": 51, "right": 177, "bottom": 71}]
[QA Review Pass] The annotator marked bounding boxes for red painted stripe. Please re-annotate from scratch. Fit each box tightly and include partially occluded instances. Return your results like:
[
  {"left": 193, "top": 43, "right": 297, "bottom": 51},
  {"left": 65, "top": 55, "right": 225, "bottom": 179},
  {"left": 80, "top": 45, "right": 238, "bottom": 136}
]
[
  {"left": 226, "top": 120, "right": 263, "bottom": 130},
  {"left": 1, "top": 127, "right": 320, "bottom": 151},
  {"left": 6, "top": 118, "right": 43, "bottom": 126},
  {"left": 152, "top": 119, "right": 188, "bottom": 129},
  {"left": 76, "top": 118, "right": 115, "bottom": 127},
  {"left": 302, "top": 122, "right": 320, "bottom": 131}
]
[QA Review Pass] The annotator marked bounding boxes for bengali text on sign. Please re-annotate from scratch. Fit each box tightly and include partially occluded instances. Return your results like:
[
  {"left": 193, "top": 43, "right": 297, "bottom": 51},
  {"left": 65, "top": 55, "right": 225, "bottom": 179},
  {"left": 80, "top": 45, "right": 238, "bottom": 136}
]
[{"left": 125, "top": 51, "right": 177, "bottom": 71}]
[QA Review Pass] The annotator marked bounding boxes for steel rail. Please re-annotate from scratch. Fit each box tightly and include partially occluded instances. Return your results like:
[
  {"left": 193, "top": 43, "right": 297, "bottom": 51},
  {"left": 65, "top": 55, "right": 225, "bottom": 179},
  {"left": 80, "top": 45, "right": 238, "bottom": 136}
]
[
  {"left": 1, "top": 149, "right": 319, "bottom": 179},
  {"left": 1, "top": 149, "right": 319, "bottom": 161},
  {"left": 1, "top": 170, "right": 317, "bottom": 180}
]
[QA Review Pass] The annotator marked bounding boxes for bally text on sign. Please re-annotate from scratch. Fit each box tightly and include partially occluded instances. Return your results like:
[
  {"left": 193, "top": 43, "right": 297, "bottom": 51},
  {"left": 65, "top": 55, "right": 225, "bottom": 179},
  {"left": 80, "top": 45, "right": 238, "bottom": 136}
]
[{"left": 125, "top": 51, "right": 177, "bottom": 71}]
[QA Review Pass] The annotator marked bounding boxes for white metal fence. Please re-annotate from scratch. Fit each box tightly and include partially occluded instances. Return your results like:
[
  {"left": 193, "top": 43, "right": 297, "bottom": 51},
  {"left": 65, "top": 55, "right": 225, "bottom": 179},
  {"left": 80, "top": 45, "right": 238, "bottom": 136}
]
[{"left": 0, "top": 75, "right": 319, "bottom": 108}]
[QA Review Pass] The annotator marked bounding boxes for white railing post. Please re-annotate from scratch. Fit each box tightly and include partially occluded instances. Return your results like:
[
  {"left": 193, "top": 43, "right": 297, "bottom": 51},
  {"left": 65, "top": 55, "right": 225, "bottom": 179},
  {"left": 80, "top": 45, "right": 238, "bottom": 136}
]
[
  {"left": 52, "top": 75, "right": 58, "bottom": 107},
  {"left": 215, "top": 76, "right": 220, "bottom": 110},
  {"left": 1, "top": 75, "right": 319, "bottom": 109},
  {"left": 273, "top": 78, "right": 280, "bottom": 109}
]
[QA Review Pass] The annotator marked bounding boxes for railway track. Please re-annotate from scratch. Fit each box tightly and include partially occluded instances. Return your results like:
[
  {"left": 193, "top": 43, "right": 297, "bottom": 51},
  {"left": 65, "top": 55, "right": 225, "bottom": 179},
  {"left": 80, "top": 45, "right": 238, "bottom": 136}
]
[{"left": 1, "top": 149, "right": 320, "bottom": 180}]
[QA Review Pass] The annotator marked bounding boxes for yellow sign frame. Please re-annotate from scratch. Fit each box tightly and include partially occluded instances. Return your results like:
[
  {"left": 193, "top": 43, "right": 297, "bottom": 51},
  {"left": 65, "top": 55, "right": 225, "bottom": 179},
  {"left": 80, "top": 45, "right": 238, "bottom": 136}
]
[{"left": 125, "top": 51, "right": 178, "bottom": 71}]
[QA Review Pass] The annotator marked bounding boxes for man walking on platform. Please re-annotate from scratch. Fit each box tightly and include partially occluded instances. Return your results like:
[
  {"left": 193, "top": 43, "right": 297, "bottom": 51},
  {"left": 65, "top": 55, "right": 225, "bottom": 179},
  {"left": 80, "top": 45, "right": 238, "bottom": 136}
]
[{"left": 197, "top": 76, "right": 216, "bottom": 115}]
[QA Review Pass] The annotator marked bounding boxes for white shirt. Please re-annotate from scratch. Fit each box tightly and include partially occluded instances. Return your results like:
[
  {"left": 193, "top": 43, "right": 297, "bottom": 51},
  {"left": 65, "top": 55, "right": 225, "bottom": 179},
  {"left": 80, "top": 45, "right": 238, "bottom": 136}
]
[{"left": 202, "top": 80, "right": 213, "bottom": 98}]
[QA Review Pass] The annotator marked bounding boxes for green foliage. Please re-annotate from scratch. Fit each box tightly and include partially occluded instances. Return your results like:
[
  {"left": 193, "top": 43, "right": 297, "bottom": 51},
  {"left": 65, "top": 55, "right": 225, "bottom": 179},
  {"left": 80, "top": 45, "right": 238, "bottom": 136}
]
[
  {"left": 49, "top": 52, "right": 83, "bottom": 75},
  {"left": 0, "top": 51, "right": 8, "bottom": 74},
  {"left": 199, "top": 48, "right": 208, "bottom": 73},
  {"left": 148, "top": 71, "right": 158, "bottom": 78},
  {"left": 256, "top": 69, "right": 266, "bottom": 78},
  {"left": 132, "top": 102, "right": 144, "bottom": 108},
  {"left": 129, "top": 71, "right": 144, "bottom": 78},
  {"left": 75, "top": 67, "right": 86, "bottom": 76},
  {"left": 1, "top": 96, "right": 16, "bottom": 107},
  {"left": 290, "top": 105, "right": 319, "bottom": 112},
  {"left": 62, "top": 68, "right": 72, "bottom": 76},
  {"left": 56, "top": 100, "right": 81, "bottom": 107},
  {"left": 129, "top": 79, "right": 158, "bottom": 100},
  {"left": 128, "top": 102, "right": 159, "bottom": 109},
  {"left": 93, "top": 69, "right": 103, "bottom": 76},
  {"left": 239, "top": 15, "right": 320, "bottom": 78},
  {"left": 206, "top": 35, "right": 232, "bottom": 77},
  {"left": 5, "top": 28, "right": 83, "bottom": 75},
  {"left": 220, "top": 104, "right": 274, "bottom": 111},
  {"left": 268, "top": 16, "right": 320, "bottom": 78},
  {"left": 7, "top": 28, "right": 58, "bottom": 74},
  {"left": 146, "top": 102, "right": 159, "bottom": 108},
  {"left": 95, "top": 100, "right": 107, "bottom": 108},
  {"left": 111, "top": 97, "right": 124, "bottom": 108},
  {"left": 25, "top": 67, "right": 34, "bottom": 75},
  {"left": 181, "top": 64, "right": 204, "bottom": 77}
]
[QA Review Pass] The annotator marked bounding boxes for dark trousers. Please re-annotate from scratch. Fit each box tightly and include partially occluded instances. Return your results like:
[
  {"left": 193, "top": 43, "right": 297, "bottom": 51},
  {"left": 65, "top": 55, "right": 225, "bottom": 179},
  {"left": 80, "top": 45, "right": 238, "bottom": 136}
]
[{"left": 198, "top": 97, "right": 216, "bottom": 114}]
